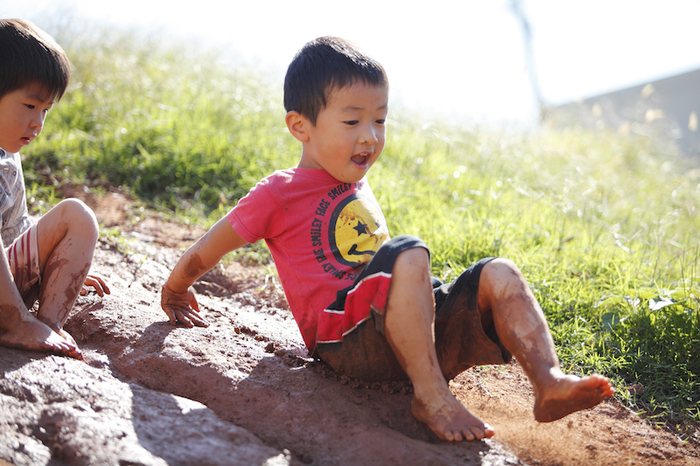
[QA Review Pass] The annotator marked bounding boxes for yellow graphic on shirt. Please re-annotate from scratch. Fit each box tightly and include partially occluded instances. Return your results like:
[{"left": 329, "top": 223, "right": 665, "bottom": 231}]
[{"left": 329, "top": 194, "right": 389, "bottom": 268}]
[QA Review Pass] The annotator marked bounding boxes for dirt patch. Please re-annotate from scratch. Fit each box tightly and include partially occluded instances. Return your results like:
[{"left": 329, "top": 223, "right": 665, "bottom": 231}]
[{"left": 3, "top": 188, "right": 699, "bottom": 465}]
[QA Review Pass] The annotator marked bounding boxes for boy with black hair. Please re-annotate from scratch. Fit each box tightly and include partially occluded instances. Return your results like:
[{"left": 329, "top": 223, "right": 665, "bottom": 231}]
[
  {"left": 161, "top": 36, "right": 613, "bottom": 442},
  {"left": 0, "top": 19, "right": 109, "bottom": 359}
]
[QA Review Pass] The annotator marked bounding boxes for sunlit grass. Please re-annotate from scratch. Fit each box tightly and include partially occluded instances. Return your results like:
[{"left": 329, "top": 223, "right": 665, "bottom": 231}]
[
  {"left": 22, "top": 18, "right": 700, "bottom": 440},
  {"left": 374, "top": 121, "right": 699, "bottom": 436}
]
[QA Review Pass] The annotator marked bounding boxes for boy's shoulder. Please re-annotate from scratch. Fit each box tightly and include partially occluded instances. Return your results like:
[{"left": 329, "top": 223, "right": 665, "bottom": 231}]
[
  {"left": 0, "top": 148, "right": 31, "bottom": 245},
  {"left": 256, "top": 167, "right": 350, "bottom": 191}
]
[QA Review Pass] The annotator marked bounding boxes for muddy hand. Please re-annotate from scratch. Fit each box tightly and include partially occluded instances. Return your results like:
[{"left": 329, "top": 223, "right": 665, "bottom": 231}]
[
  {"left": 161, "top": 284, "right": 209, "bottom": 328},
  {"left": 80, "top": 274, "right": 111, "bottom": 297}
]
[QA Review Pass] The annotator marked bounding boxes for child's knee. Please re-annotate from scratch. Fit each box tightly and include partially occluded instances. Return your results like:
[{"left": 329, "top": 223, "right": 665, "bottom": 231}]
[
  {"left": 484, "top": 258, "right": 520, "bottom": 278},
  {"left": 394, "top": 247, "right": 430, "bottom": 272},
  {"left": 480, "top": 258, "right": 528, "bottom": 301},
  {"left": 59, "top": 198, "right": 99, "bottom": 238}
]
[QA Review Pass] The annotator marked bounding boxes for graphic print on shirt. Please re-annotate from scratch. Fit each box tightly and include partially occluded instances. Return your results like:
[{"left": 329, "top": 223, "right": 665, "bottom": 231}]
[
  {"left": 310, "top": 182, "right": 389, "bottom": 281},
  {"left": 329, "top": 194, "right": 386, "bottom": 267}
]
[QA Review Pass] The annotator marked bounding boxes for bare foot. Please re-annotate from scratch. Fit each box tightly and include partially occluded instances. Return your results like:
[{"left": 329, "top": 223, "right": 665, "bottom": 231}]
[
  {"left": 411, "top": 390, "right": 495, "bottom": 441},
  {"left": 533, "top": 371, "right": 614, "bottom": 422},
  {"left": 0, "top": 317, "right": 82, "bottom": 359},
  {"left": 58, "top": 328, "right": 79, "bottom": 348}
]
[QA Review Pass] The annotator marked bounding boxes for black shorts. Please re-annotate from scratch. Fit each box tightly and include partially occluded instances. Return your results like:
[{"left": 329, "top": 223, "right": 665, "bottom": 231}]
[{"left": 315, "top": 235, "right": 512, "bottom": 382}]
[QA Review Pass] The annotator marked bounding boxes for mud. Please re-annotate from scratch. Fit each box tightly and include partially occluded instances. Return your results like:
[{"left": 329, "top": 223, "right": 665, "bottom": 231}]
[{"left": 1, "top": 189, "right": 698, "bottom": 465}]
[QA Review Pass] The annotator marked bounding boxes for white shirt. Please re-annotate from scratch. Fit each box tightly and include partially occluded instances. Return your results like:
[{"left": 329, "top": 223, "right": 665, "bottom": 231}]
[{"left": 0, "top": 148, "right": 32, "bottom": 246}]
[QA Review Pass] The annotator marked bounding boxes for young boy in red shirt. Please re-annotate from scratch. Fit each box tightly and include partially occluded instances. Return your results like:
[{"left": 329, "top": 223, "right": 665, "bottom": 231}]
[
  {"left": 161, "top": 36, "right": 613, "bottom": 442},
  {"left": 0, "top": 19, "right": 109, "bottom": 359}
]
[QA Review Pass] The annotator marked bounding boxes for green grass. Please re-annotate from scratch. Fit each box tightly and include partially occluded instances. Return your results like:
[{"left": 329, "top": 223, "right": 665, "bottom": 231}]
[
  {"left": 373, "top": 122, "right": 699, "bottom": 436},
  {"left": 22, "top": 18, "right": 700, "bottom": 441}
]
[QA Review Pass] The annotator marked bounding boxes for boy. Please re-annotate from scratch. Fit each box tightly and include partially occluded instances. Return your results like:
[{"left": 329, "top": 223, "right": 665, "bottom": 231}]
[
  {"left": 161, "top": 36, "right": 614, "bottom": 442},
  {"left": 0, "top": 19, "right": 109, "bottom": 359}
]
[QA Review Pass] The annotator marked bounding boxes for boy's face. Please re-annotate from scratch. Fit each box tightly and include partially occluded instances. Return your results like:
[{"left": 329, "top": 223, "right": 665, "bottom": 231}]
[
  {"left": 0, "top": 84, "right": 54, "bottom": 153},
  {"left": 297, "top": 82, "right": 388, "bottom": 183}
]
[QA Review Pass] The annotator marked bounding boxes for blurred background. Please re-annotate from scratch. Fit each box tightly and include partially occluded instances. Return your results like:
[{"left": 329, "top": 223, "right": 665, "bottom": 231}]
[{"left": 2, "top": 0, "right": 699, "bottom": 155}]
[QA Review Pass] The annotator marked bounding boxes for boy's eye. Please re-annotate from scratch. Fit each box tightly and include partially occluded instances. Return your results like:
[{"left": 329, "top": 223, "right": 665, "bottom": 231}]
[
  {"left": 375, "top": 119, "right": 386, "bottom": 125},
  {"left": 344, "top": 120, "right": 359, "bottom": 126},
  {"left": 24, "top": 104, "right": 51, "bottom": 115}
]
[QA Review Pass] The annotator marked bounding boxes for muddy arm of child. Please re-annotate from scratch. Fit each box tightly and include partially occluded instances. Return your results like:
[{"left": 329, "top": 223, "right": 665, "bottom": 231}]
[{"left": 161, "top": 217, "right": 248, "bottom": 328}]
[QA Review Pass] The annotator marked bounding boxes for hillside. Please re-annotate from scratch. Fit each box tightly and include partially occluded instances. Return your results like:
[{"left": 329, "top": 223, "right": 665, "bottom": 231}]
[{"left": 1, "top": 188, "right": 697, "bottom": 466}]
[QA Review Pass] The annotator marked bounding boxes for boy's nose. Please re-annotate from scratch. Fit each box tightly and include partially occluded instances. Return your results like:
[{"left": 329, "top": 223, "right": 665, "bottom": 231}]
[
  {"left": 360, "top": 126, "right": 378, "bottom": 145},
  {"left": 29, "top": 114, "right": 44, "bottom": 132}
]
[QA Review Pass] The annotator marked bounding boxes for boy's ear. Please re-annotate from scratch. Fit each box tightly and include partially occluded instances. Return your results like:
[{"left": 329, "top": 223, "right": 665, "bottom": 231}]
[{"left": 285, "top": 111, "right": 310, "bottom": 143}]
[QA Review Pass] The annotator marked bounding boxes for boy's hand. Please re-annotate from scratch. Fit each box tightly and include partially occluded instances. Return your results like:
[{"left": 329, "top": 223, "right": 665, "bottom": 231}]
[
  {"left": 80, "top": 274, "right": 111, "bottom": 297},
  {"left": 161, "top": 283, "right": 210, "bottom": 328}
]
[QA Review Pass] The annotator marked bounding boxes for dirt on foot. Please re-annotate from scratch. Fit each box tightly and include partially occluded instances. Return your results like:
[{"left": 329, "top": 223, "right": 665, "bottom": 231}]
[{"left": 1, "top": 187, "right": 698, "bottom": 466}]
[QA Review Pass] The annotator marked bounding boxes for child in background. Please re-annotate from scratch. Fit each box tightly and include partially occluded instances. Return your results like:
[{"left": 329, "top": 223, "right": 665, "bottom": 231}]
[
  {"left": 0, "top": 19, "right": 109, "bottom": 359},
  {"left": 161, "top": 36, "right": 613, "bottom": 442}
]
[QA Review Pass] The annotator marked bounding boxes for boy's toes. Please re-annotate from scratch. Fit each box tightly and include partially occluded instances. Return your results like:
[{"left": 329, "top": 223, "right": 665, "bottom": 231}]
[
  {"left": 481, "top": 424, "right": 495, "bottom": 439},
  {"left": 468, "top": 424, "right": 493, "bottom": 441}
]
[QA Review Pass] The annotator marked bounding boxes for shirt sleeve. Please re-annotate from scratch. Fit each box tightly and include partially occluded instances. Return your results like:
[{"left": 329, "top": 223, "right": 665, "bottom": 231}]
[
  {"left": 227, "top": 177, "right": 287, "bottom": 244},
  {"left": 0, "top": 152, "right": 32, "bottom": 245}
]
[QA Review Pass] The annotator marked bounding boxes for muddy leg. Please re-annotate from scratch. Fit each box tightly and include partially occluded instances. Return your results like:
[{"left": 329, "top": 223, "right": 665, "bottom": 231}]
[
  {"left": 477, "top": 258, "right": 614, "bottom": 422},
  {"left": 0, "top": 241, "right": 80, "bottom": 357},
  {"left": 384, "top": 247, "right": 494, "bottom": 441},
  {"left": 34, "top": 199, "right": 99, "bottom": 350}
]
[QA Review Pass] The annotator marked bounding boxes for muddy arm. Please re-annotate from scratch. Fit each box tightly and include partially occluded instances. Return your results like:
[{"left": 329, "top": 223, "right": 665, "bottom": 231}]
[{"left": 161, "top": 218, "right": 248, "bottom": 327}]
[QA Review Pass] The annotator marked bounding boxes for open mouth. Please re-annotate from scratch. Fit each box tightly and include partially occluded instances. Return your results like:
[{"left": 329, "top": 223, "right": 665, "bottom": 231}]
[{"left": 351, "top": 154, "right": 371, "bottom": 168}]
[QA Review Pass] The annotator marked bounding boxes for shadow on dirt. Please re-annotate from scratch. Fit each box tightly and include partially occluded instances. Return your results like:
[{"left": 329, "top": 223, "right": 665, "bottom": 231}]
[{"left": 74, "top": 304, "right": 515, "bottom": 465}]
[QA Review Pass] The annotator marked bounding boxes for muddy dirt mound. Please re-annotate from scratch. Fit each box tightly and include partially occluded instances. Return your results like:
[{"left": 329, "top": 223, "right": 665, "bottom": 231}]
[{"left": 1, "top": 191, "right": 698, "bottom": 465}]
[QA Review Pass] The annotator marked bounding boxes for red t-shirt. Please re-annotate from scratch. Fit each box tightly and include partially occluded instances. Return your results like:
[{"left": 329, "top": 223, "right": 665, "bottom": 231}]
[{"left": 227, "top": 168, "right": 390, "bottom": 351}]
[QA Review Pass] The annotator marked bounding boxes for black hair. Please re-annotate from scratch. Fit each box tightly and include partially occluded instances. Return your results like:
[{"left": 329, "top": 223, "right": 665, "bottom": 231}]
[
  {"left": 284, "top": 36, "right": 387, "bottom": 125},
  {"left": 0, "top": 19, "right": 71, "bottom": 101}
]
